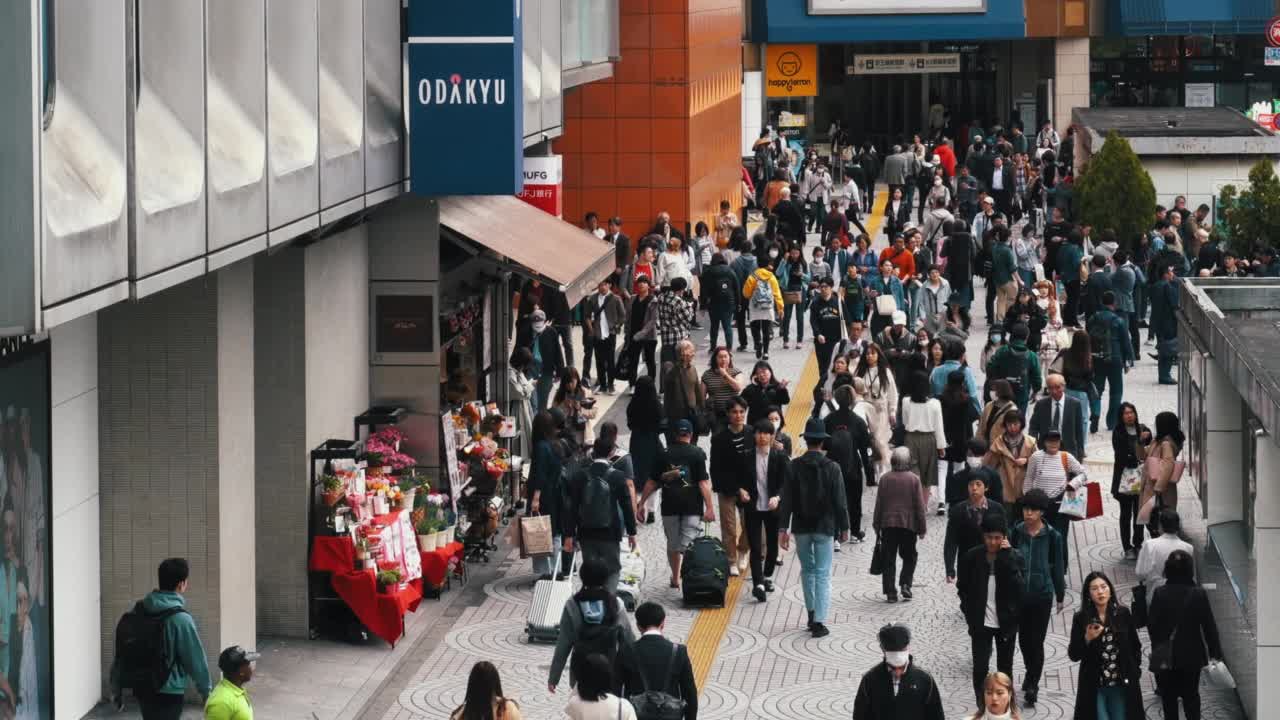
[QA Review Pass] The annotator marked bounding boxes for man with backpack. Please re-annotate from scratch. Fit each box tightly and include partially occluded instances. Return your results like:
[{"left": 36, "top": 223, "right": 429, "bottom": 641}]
[
  {"left": 564, "top": 440, "right": 640, "bottom": 594},
  {"left": 983, "top": 323, "right": 1042, "bottom": 414},
  {"left": 1085, "top": 290, "right": 1134, "bottom": 432},
  {"left": 548, "top": 559, "right": 637, "bottom": 694},
  {"left": 778, "top": 418, "right": 850, "bottom": 638},
  {"left": 616, "top": 603, "right": 698, "bottom": 720},
  {"left": 639, "top": 420, "right": 715, "bottom": 589},
  {"left": 824, "top": 384, "right": 874, "bottom": 546},
  {"left": 699, "top": 253, "right": 739, "bottom": 354},
  {"left": 111, "top": 557, "right": 212, "bottom": 719}
]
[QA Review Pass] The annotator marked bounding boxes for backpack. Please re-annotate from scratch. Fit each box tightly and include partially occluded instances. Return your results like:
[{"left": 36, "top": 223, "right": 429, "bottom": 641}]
[
  {"left": 995, "top": 348, "right": 1030, "bottom": 398},
  {"left": 791, "top": 457, "right": 829, "bottom": 524},
  {"left": 579, "top": 461, "right": 616, "bottom": 531},
  {"left": 628, "top": 645, "right": 688, "bottom": 720},
  {"left": 114, "top": 601, "right": 188, "bottom": 694},
  {"left": 750, "top": 274, "right": 775, "bottom": 310},
  {"left": 711, "top": 271, "right": 736, "bottom": 306},
  {"left": 573, "top": 620, "right": 624, "bottom": 670},
  {"left": 1086, "top": 313, "right": 1114, "bottom": 364}
]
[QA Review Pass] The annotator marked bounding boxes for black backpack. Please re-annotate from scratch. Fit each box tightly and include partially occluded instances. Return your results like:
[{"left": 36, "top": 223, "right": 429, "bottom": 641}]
[
  {"left": 791, "top": 457, "right": 829, "bottom": 525},
  {"left": 711, "top": 271, "right": 736, "bottom": 306},
  {"left": 1087, "top": 313, "right": 1114, "bottom": 364},
  {"left": 995, "top": 348, "right": 1030, "bottom": 399},
  {"left": 573, "top": 621, "right": 624, "bottom": 670},
  {"left": 628, "top": 644, "right": 688, "bottom": 720},
  {"left": 578, "top": 461, "right": 616, "bottom": 531},
  {"left": 114, "top": 602, "right": 187, "bottom": 694}
]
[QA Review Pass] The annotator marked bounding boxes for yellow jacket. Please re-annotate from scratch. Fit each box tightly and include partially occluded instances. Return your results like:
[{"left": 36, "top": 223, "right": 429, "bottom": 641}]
[{"left": 742, "top": 267, "right": 784, "bottom": 315}]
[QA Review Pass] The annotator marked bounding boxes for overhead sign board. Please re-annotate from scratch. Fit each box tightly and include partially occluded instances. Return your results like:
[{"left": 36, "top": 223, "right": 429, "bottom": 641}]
[
  {"left": 809, "top": 0, "right": 985, "bottom": 14},
  {"left": 848, "top": 53, "right": 962, "bottom": 75},
  {"left": 516, "top": 156, "right": 563, "bottom": 217},
  {"left": 1267, "top": 47, "right": 1280, "bottom": 66},
  {"left": 765, "top": 45, "right": 818, "bottom": 97},
  {"left": 408, "top": 0, "right": 523, "bottom": 196}
]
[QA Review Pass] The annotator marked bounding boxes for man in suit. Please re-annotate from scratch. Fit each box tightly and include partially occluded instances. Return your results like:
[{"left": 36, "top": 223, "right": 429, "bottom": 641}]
[
  {"left": 1080, "top": 254, "right": 1112, "bottom": 321},
  {"left": 987, "top": 155, "right": 1014, "bottom": 218},
  {"left": 608, "top": 216, "right": 632, "bottom": 273},
  {"left": 738, "top": 419, "right": 790, "bottom": 602},
  {"left": 1109, "top": 249, "right": 1142, "bottom": 356},
  {"left": 617, "top": 602, "right": 699, "bottom": 719},
  {"left": 1028, "top": 373, "right": 1085, "bottom": 460}
]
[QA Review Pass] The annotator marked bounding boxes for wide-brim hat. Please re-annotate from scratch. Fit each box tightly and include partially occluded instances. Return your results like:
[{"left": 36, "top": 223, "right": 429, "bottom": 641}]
[{"left": 801, "top": 417, "right": 829, "bottom": 441}]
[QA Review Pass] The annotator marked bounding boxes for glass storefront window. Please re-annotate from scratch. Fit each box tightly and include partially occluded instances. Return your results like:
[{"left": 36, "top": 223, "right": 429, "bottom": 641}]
[
  {"left": 1184, "top": 35, "right": 1214, "bottom": 58},
  {"left": 561, "top": 0, "right": 618, "bottom": 70}
]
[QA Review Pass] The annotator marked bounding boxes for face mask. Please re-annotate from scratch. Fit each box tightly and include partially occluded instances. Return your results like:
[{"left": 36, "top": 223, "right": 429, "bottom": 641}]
[
  {"left": 532, "top": 321, "right": 547, "bottom": 333},
  {"left": 769, "top": 250, "right": 779, "bottom": 258},
  {"left": 990, "top": 334, "right": 1003, "bottom": 345},
  {"left": 884, "top": 651, "right": 910, "bottom": 668},
  {"left": 918, "top": 340, "right": 929, "bottom": 348},
  {"left": 771, "top": 419, "right": 781, "bottom": 432},
  {"left": 966, "top": 457, "right": 983, "bottom": 469},
  {"left": 1036, "top": 299, "right": 1049, "bottom": 309},
  {"left": 814, "top": 255, "right": 824, "bottom": 263}
]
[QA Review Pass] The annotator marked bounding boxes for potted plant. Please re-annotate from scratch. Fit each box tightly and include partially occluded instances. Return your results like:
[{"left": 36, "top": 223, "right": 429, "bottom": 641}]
[
  {"left": 321, "top": 474, "right": 344, "bottom": 506},
  {"left": 354, "top": 536, "right": 369, "bottom": 562},
  {"left": 375, "top": 568, "right": 402, "bottom": 593},
  {"left": 414, "top": 510, "right": 438, "bottom": 552}
]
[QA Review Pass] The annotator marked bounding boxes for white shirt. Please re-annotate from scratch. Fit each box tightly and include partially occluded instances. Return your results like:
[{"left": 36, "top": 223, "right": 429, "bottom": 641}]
[
  {"left": 899, "top": 398, "right": 947, "bottom": 448},
  {"left": 984, "top": 567, "right": 999, "bottom": 629},
  {"left": 565, "top": 694, "right": 638, "bottom": 720},
  {"left": 1135, "top": 532, "right": 1194, "bottom": 591},
  {"left": 842, "top": 179, "right": 861, "bottom": 208},
  {"left": 592, "top": 228, "right": 607, "bottom": 239},
  {"left": 594, "top": 292, "right": 611, "bottom": 338},
  {"left": 755, "top": 448, "right": 771, "bottom": 511},
  {"left": 991, "top": 168, "right": 1004, "bottom": 191}
]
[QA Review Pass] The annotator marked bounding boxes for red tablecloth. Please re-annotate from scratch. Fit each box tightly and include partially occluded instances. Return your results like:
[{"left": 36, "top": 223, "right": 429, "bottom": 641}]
[
  {"left": 420, "top": 542, "right": 465, "bottom": 588},
  {"left": 309, "top": 534, "right": 423, "bottom": 647}
]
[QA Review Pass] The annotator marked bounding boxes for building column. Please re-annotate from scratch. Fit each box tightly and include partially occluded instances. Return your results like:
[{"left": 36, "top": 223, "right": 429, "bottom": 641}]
[
  {"left": 1053, "top": 37, "right": 1089, "bottom": 137},
  {"left": 1203, "top": 359, "right": 1243, "bottom": 525},
  {"left": 1255, "top": 433, "right": 1280, "bottom": 720}
]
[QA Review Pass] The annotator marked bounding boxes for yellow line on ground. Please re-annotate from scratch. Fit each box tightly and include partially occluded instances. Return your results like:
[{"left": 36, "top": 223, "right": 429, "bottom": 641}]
[{"left": 685, "top": 189, "right": 891, "bottom": 684}]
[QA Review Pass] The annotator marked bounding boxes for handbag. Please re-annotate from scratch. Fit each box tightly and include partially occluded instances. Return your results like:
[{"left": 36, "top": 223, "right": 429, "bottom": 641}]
[
  {"left": 1131, "top": 583, "right": 1148, "bottom": 628},
  {"left": 628, "top": 644, "right": 688, "bottom": 720},
  {"left": 1204, "top": 660, "right": 1236, "bottom": 690},
  {"left": 1118, "top": 467, "right": 1143, "bottom": 495},
  {"left": 1150, "top": 589, "right": 1199, "bottom": 673},
  {"left": 875, "top": 294, "right": 897, "bottom": 316},
  {"left": 1084, "top": 481, "right": 1104, "bottom": 519},
  {"left": 615, "top": 341, "right": 635, "bottom": 382},
  {"left": 519, "top": 514, "right": 554, "bottom": 557},
  {"left": 1058, "top": 490, "right": 1087, "bottom": 519},
  {"left": 783, "top": 290, "right": 803, "bottom": 305},
  {"left": 1144, "top": 454, "right": 1186, "bottom": 487},
  {"left": 869, "top": 535, "right": 884, "bottom": 575}
]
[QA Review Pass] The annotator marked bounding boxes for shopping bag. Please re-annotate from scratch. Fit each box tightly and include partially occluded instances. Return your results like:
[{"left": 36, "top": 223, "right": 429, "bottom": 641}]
[
  {"left": 875, "top": 294, "right": 897, "bottom": 316},
  {"left": 869, "top": 536, "right": 884, "bottom": 575},
  {"left": 1204, "top": 660, "right": 1236, "bottom": 690},
  {"left": 506, "top": 516, "right": 525, "bottom": 556},
  {"left": 1144, "top": 456, "right": 1186, "bottom": 487},
  {"left": 520, "top": 514, "right": 554, "bottom": 557},
  {"left": 1118, "top": 467, "right": 1143, "bottom": 495},
  {"left": 783, "top": 291, "right": 803, "bottom": 305},
  {"left": 1084, "top": 481, "right": 1104, "bottom": 519},
  {"left": 1058, "top": 489, "right": 1088, "bottom": 519}
]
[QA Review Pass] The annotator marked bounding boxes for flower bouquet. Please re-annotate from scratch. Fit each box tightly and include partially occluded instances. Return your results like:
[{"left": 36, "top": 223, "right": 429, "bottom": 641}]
[
  {"left": 320, "top": 474, "right": 345, "bottom": 506},
  {"left": 366, "top": 427, "right": 416, "bottom": 475}
]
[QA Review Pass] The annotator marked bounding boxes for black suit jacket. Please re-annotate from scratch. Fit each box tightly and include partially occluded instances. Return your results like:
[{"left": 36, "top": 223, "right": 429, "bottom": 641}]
[
  {"left": 611, "top": 232, "right": 634, "bottom": 270},
  {"left": 738, "top": 448, "right": 789, "bottom": 507},
  {"left": 616, "top": 634, "right": 698, "bottom": 719},
  {"left": 1028, "top": 395, "right": 1086, "bottom": 460}
]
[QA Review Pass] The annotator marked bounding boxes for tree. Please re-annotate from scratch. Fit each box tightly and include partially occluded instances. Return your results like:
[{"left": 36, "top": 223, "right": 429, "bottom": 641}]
[
  {"left": 1074, "top": 131, "right": 1156, "bottom": 253},
  {"left": 1217, "top": 159, "right": 1280, "bottom": 256}
]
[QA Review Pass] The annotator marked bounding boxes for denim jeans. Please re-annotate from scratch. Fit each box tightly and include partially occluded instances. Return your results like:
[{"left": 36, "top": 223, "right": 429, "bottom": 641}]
[
  {"left": 781, "top": 300, "right": 806, "bottom": 342},
  {"left": 794, "top": 533, "right": 834, "bottom": 623},
  {"left": 1064, "top": 388, "right": 1091, "bottom": 443},
  {"left": 708, "top": 308, "right": 734, "bottom": 351},
  {"left": 1092, "top": 359, "right": 1125, "bottom": 430},
  {"left": 1095, "top": 686, "right": 1127, "bottom": 720}
]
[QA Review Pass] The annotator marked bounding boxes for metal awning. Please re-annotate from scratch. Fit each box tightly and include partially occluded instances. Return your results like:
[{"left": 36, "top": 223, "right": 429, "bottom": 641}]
[
  {"left": 1110, "top": 0, "right": 1270, "bottom": 36},
  {"left": 438, "top": 196, "right": 615, "bottom": 307}
]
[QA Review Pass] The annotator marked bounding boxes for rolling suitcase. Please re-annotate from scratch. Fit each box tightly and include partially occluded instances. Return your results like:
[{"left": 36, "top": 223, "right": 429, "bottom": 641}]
[
  {"left": 617, "top": 543, "right": 646, "bottom": 611},
  {"left": 681, "top": 523, "right": 730, "bottom": 608},
  {"left": 526, "top": 551, "right": 576, "bottom": 643}
]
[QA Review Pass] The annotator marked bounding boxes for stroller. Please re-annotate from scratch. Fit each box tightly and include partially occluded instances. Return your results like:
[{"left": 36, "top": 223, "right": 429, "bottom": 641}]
[{"left": 457, "top": 459, "right": 504, "bottom": 564}]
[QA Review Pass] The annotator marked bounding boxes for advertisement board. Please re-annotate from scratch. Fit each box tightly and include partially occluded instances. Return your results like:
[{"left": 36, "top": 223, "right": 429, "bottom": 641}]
[
  {"left": 848, "top": 53, "right": 962, "bottom": 75},
  {"left": 765, "top": 45, "right": 819, "bottom": 98},
  {"left": 0, "top": 337, "right": 52, "bottom": 718},
  {"left": 809, "top": 0, "right": 985, "bottom": 14},
  {"left": 516, "top": 156, "right": 563, "bottom": 217}
]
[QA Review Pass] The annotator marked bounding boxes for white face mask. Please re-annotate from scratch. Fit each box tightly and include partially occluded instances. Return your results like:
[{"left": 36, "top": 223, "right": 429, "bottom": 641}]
[
  {"left": 532, "top": 321, "right": 547, "bottom": 333},
  {"left": 771, "top": 419, "right": 781, "bottom": 432},
  {"left": 884, "top": 651, "right": 910, "bottom": 668},
  {"left": 966, "top": 456, "right": 983, "bottom": 469}
]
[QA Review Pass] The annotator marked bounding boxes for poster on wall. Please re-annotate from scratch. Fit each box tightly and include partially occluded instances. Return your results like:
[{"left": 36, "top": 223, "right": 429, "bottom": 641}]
[
  {"left": 809, "top": 0, "right": 985, "bottom": 14},
  {"left": 1185, "top": 83, "right": 1215, "bottom": 108},
  {"left": 0, "top": 337, "right": 52, "bottom": 719}
]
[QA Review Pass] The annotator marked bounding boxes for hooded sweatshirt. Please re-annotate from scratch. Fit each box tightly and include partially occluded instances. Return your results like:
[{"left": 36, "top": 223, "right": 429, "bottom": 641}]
[{"left": 111, "top": 590, "right": 212, "bottom": 698}]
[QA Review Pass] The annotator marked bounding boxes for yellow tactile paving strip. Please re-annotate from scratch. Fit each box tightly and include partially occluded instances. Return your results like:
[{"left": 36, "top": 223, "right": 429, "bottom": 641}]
[{"left": 684, "top": 190, "right": 889, "bottom": 679}]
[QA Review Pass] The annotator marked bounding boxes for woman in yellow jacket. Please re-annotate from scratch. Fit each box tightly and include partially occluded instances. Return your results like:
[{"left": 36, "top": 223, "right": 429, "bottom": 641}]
[{"left": 742, "top": 266, "right": 784, "bottom": 360}]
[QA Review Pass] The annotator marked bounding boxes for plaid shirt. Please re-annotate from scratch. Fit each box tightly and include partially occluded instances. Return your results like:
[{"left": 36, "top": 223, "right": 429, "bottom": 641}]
[
  {"left": 1014, "top": 164, "right": 1028, "bottom": 196},
  {"left": 656, "top": 290, "right": 695, "bottom": 345}
]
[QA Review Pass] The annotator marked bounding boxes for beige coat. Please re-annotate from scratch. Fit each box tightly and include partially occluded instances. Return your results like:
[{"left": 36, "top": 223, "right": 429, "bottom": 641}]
[
  {"left": 985, "top": 432, "right": 1036, "bottom": 504},
  {"left": 977, "top": 399, "right": 1016, "bottom": 446},
  {"left": 1138, "top": 438, "right": 1180, "bottom": 513}
]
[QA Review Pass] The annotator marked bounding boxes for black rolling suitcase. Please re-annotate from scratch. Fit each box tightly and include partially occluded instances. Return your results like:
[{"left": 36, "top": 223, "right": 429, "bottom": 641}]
[{"left": 681, "top": 523, "right": 730, "bottom": 607}]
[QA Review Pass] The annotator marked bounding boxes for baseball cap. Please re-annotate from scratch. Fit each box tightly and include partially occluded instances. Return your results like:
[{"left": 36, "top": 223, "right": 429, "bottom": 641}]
[
  {"left": 674, "top": 419, "right": 693, "bottom": 435},
  {"left": 891, "top": 311, "right": 907, "bottom": 327},
  {"left": 218, "top": 645, "right": 261, "bottom": 673},
  {"left": 530, "top": 309, "right": 547, "bottom": 322}
]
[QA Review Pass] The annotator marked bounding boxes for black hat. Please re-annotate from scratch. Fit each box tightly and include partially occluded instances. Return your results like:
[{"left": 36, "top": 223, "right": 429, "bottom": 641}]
[
  {"left": 801, "top": 417, "right": 830, "bottom": 441},
  {"left": 1041, "top": 429, "right": 1062, "bottom": 442},
  {"left": 218, "top": 645, "right": 261, "bottom": 673},
  {"left": 878, "top": 623, "right": 911, "bottom": 651},
  {"left": 1021, "top": 488, "right": 1053, "bottom": 511}
]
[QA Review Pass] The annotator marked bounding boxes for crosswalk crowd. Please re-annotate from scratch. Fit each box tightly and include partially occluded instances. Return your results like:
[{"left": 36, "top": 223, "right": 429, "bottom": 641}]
[{"left": 447, "top": 122, "right": 1258, "bottom": 720}]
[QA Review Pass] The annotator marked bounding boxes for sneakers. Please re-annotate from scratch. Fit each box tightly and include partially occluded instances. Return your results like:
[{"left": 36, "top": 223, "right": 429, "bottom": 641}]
[
  {"left": 807, "top": 610, "right": 815, "bottom": 631},
  {"left": 764, "top": 578, "right": 775, "bottom": 592},
  {"left": 753, "top": 584, "right": 767, "bottom": 602},
  {"left": 936, "top": 503, "right": 946, "bottom": 516},
  {"left": 810, "top": 623, "right": 830, "bottom": 638},
  {"left": 833, "top": 540, "right": 842, "bottom": 552},
  {"left": 850, "top": 532, "right": 866, "bottom": 544},
  {"left": 1024, "top": 688, "right": 1039, "bottom": 707},
  {"left": 729, "top": 565, "right": 740, "bottom": 577}
]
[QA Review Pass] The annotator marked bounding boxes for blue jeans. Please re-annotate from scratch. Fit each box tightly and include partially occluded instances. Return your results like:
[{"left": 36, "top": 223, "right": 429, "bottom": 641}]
[
  {"left": 708, "top": 307, "right": 734, "bottom": 351},
  {"left": 1095, "top": 686, "right": 1127, "bottom": 720},
  {"left": 1092, "top": 359, "right": 1125, "bottom": 430},
  {"left": 794, "top": 533, "right": 834, "bottom": 623},
  {"left": 906, "top": 283, "right": 922, "bottom": 329},
  {"left": 1018, "top": 268, "right": 1036, "bottom": 289},
  {"left": 782, "top": 300, "right": 806, "bottom": 342},
  {"left": 1064, "top": 388, "right": 1091, "bottom": 445}
]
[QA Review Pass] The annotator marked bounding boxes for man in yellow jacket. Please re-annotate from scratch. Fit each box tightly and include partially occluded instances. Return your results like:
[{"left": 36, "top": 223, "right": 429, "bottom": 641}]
[
  {"left": 742, "top": 266, "right": 784, "bottom": 360},
  {"left": 205, "top": 646, "right": 259, "bottom": 720}
]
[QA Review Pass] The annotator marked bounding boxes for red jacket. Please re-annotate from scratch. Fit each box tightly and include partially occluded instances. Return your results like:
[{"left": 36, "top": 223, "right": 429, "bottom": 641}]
[{"left": 879, "top": 246, "right": 916, "bottom": 281}]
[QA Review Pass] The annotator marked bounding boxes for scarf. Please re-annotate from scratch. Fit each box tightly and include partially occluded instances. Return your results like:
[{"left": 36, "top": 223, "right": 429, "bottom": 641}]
[{"left": 1003, "top": 431, "right": 1024, "bottom": 454}]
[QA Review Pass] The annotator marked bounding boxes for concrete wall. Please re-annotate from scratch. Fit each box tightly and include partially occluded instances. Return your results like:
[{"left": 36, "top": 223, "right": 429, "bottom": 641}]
[
  {"left": 1054, "top": 37, "right": 1089, "bottom": 135},
  {"left": 51, "top": 314, "right": 102, "bottom": 716},
  {"left": 304, "top": 225, "right": 370, "bottom": 450},
  {"left": 1142, "top": 155, "right": 1280, "bottom": 220}
]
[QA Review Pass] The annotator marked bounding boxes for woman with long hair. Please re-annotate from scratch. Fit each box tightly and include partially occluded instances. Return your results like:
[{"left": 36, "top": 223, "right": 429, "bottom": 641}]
[
  {"left": 899, "top": 370, "right": 946, "bottom": 509},
  {"left": 765, "top": 405, "right": 792, "bottom": 457},
  {"left": 451, "top": 662, "right": 522, "bottom": 720},
  {"left": 701, "top": 346, "right": 745, "bottom": 430},
  {"left": 940, "top": 369, "right": 980, "bottom": 508},
  {"left": 1139, "top": 411, "right": 1186, "bottom": 537},
  {"left": 854, "top": 343, "right": 898, "bottom": 473},
  {"left": 977, "top": 379, "right": 1017, "bottom": 447},
  {"left": 529, "top": 410, "right": 575, "bottom": 579},
  {"left": 626, "top": 376, "right": 664, "bottom": 524},
  {"left": 1068, "top": 572, "right": 1144, "bottom": 720},
  {"left": 741, "top": 360, "right": 790, "bottom": 426},
  {"left": 966, "top": 671, "right": 1021, "bottom": 720},
  {"left": 553, "top": 367, "right": 594, "bottom": 447},
  {"left": 548, "top": 558, "right": 637, "bottom": 698},
  {"left": 1148, "top": 550, "right": 1224, "bottom": 720},
  {"left": 926, "top": 338, "right": 945, "bottom": 372},
  {"left": 851, "top": 234, "right": 878, "bottom": 275},
  {"left": 562, "top": 653, "right": 637, "bottom": 720},
  {"left": 777, "top": 245, "right": 810, "bottom": 349},
  {"left": 1110, "top": 403, "right": 1148, "bottom": 559},
  {"left": 1060, "top": 329, "right": 1095, "bottom": 439}
]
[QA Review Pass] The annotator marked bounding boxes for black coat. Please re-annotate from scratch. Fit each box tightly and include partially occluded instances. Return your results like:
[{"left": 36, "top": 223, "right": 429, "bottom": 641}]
[
  {"left": 1109, "top": 426, "right": 1144, "bottom": 498},
  {"left": 610, "top": 232, "right": 633, "bottom": 271},
  {"left": 562, "top": 461, "right": 638, "bottom": 543},
  {"left": 741, "top": 381, "right": 790, "bottom": 426},
  {"left": 1029, "top": 395, "right": 1086, "bottom": 461},
  {"left": 525, "top": 329, "right": 565, "bottom": 379},
  {"left": 824, "top": 408, "right": 875, "bottom": 489},
  {"left": 709, "top": 427, "right": 750, "bottom": 495},
  {"left": 851, "top": 661, "right": 945, "bottom": 720},
  {"left": 772, "top": 199, "right": 807, "bottom": 243},
  {"left": 945, "top": 466, "right": 1003, "bottom": 506},
  {"left": 1147, "top": 584, "right": 1222, "bottom": 672},
  {"left": 737, "top": 448, "right": 789, "bottom": 507},
  {"left": 943, "top": 499, "right": 1006, "bottom": 578},
  {"left": 1068, "top": 606, "right": 1144, "bottom": 720},
  {"left": 940, "top": 232, "right": 975, "bottom": 291},
  {"left": 956, "top": 545, "right": 1024, "bottom": 632},
  {"left": 616, "top": 635, "right": 699, "bottom": 720}
]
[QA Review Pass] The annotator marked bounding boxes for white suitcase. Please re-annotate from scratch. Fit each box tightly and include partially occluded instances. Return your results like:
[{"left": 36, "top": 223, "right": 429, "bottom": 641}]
[
  {"left": 526, "top": 552, "right": 576, "bottom": 643},
  {"left": 617, "top": 545, "right": 646, "bottom": 612}
]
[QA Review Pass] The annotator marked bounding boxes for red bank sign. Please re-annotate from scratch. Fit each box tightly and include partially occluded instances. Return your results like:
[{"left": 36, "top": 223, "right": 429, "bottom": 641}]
[{"left": 516, "top": 156, "right": 563, "bottom": 218}]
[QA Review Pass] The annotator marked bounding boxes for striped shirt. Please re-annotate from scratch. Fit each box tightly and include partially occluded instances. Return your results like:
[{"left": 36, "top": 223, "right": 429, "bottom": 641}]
[
  {"left": 701, "top": 368, "right": 743, "bottom": 414},
  {"left": 1023, "top": 449, "right": 1087, "bottom": 498}
]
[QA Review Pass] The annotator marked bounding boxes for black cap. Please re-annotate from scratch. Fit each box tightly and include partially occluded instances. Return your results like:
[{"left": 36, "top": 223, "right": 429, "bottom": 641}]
[
  {"left": 218, "top": 645, "right": 261, "bottom": 673},
  {"left": 1042, "top": 429, "right": 1062, "bottom": 442},
  {"left": 878, "top": 623, "right": 911, "bottom": 651}
]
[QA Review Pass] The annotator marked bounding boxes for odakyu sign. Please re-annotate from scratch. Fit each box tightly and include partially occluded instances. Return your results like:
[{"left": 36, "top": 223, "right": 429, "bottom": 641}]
[{"left": 408, "top": 0, "right": 523, "bottom": 195}]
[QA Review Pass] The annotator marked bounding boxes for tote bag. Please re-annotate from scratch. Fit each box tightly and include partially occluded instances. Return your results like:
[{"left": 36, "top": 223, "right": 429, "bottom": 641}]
[{"left": 875, "top": 294, "right": 897, "bottom": 316}]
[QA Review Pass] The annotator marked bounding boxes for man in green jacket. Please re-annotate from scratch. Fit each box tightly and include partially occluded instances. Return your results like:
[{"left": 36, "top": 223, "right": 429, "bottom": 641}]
[
  {"left": 1009, "top": 489, "right": 1066, "bottom": 708},
  {"left": 112, "top": 558, "right": 213, "bottom": 719},
  {"left": 984, "top": 323, "right": 1043, "bottom": 413},
  {"left": 989, "top": 227, "right": 1019, "bottom": 324}
]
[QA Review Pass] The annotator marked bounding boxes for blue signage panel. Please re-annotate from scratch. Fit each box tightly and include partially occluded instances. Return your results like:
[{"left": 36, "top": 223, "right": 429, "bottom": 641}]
[{"left": 407, "top": 0, "right": 523, "bottom": 196}]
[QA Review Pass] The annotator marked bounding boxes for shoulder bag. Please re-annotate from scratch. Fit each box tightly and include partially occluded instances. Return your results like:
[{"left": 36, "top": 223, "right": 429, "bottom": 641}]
[
  {"left": 628, "top": 644, "right": 688, "bottom": 720},
  {"left": 869, "top": 534, "right": 884, "bottom": 575},
  {"left": 1150, "top": 589, "right": 1201, "bottom": 673}
]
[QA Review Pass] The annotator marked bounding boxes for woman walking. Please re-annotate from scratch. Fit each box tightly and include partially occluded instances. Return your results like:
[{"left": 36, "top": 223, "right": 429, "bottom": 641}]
[
  {"left": 528, "top": 411, "right": 571, "bottom": 579},
  {"left": 898, "top": 370, "right": 947, "bottom": 513},
  {"left": 965, "top": 671, "right": 1021, "bottom": 720},
  {"left": 1139, "top": 411, "right": 1185, "bottom": 537},
  {"left": 977, "top": 380, "right": 1017, "bottom": 447},
  {"left": 1059, "top": 330, "right": 1095, "bottom": 442},
  {"left": 854, "top": 343, "right": 898, "bottom": 475},
  {"left": 940, "top": 369, "right": 980, "bottom": 511},
  {"left": 743, "top": 263, "right": 784, "bottom": 360},
  {"left": 1110, "top": 403, "right": 1148, "bottom": 559},
  {"left": 702, "top": 347, "right": 745, "bottom": 430},
  {"left": 450, "top": 662, "right": 522, "bottom": 720},
  {"left": 741, "top": 360, "right": 791, "bottom": 426},
  {"left": 1068, "top": 572, "right": 1144, "bottom": 720},
  {"left": 553, "top": 368, "right": 595, "bottom": 447},
  {"left": 777, "top": 246, "right": 810, "bottom": 349},
  {"left": 1148, "top": 550, "right": 1224, "bottom": 720},
  {"left": 626, "top": 377, "right": 664, "bottom": 524},
  {"left": 985, "top": 411, "right": 1035, "bottom": 519}
]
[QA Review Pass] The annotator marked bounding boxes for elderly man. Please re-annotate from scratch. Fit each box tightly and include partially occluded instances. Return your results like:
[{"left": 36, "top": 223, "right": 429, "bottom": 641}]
[
  {"left": 872, "top": 448, "right": 927, "bottom": 603},
  {"left": 1027, "top": 373, "right": 1086, "bottom": 460}
]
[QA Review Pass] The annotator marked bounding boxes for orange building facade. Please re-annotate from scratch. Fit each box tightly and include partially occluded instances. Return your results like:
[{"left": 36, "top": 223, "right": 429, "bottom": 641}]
[{"left": 556, "top": 0, "right": 743, "bottom": 240}]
